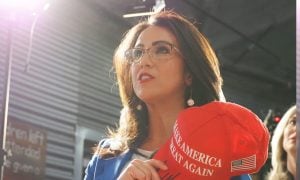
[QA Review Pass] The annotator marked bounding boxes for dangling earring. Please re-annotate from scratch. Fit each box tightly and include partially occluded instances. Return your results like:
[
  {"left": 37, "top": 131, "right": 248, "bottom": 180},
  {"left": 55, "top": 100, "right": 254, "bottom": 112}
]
[
  {"left": 136, "top": 104, "right": 143, "bottom": 110},
  {"left": 187, "top": 88, "right": 195, "bottom": 107}
]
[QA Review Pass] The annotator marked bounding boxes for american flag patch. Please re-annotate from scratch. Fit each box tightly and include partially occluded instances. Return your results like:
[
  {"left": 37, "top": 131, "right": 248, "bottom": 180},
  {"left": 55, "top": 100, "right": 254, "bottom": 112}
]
[{"left": 231, "top": 155, "right": 256, "bottom": 172}]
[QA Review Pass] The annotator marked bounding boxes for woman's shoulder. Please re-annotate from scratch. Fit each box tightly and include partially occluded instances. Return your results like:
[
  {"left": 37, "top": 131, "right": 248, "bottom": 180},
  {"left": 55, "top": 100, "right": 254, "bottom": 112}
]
[
  {"left": 98, "top": 138, "right": 113, "bottom": 148},
  {"left": 96, "top": 138, "right": 128, "bottom": 158},
  {"left": 84, "top": 138, "right": 133, "bottom": 180}
]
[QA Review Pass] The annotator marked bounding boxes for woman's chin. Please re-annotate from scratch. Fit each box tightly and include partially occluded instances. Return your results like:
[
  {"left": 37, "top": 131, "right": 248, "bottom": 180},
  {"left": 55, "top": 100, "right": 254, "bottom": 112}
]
[{"left": 136, "top": 93, "right": 160, "bottom": 103}]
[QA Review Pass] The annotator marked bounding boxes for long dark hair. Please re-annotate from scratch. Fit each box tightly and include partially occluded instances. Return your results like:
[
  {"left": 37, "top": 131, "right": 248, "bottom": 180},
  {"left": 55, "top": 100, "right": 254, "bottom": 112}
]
[{"left": 98, "top": 11, "right": 223, "bottom": 157}]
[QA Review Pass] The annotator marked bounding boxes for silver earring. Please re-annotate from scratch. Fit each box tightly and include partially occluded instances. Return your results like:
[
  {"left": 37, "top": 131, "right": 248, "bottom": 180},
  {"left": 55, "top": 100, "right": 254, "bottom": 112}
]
[
  {"left": 136, "top": 104, "right": 142, "bottom": 110},
  {"left": 187, "top": 89, "right": 195, "bottom": 107}
]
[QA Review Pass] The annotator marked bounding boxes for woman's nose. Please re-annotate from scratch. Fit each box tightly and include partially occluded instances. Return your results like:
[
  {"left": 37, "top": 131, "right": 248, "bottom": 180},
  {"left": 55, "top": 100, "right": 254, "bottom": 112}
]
[{"left": 138, "top": 50, "right": 154, "bottom": 67}]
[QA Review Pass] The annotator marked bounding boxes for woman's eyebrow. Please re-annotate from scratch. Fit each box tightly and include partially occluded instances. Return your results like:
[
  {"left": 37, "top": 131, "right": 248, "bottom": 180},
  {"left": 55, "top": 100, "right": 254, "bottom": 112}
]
[
  {"left": 152, "top": 40, "right": 173, "bottom": 46},
  {"left": 135, "top": 40, "right": 173, "bottom": 48},
  {"left": 289, "top": 115, "right": 296, "bottom": 121}
]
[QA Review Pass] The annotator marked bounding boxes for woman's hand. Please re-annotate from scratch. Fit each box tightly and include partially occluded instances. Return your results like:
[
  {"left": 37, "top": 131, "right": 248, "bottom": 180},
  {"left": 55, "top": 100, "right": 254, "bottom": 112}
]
[{"left": 117, "top": 159, "right": 168, "bottom": 180}]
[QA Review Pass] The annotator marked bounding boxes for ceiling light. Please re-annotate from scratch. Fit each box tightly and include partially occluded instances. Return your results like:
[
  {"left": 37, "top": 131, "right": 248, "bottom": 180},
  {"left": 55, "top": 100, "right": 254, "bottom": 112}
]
[{"left": 123, "top": 0, "right": 165, "bottom": 18}]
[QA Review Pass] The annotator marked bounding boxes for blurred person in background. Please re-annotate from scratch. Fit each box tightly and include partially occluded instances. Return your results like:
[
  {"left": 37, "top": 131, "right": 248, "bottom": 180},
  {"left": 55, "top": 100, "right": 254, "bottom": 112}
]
[{"left": 266, "top": 105, "right": 296, "bottom": 180}]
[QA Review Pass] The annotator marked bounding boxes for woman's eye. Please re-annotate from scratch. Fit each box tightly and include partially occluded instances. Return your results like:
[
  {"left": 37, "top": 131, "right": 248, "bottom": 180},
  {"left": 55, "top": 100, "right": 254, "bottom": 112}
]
[
  {"left": 288, "top": 117, "right": 296, "bottom": 126},
  {"left": 155, "top": 46, "right": 170, "bottom": 54},
  {"left": 289, "top": 119, "right": 296, "bottom": 125},
  {"left": 134, "top": 49, "right": 143, "bottom": 58}
]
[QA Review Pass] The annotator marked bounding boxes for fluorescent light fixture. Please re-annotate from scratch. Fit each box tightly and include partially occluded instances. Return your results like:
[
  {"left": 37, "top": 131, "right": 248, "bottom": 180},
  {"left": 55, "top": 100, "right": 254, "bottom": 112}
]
[
  {"left": 123, "top": 11, "right": 157, "bottom": 18},
  {"left": 123, "top": 0, "right": 165, "bottom": 18}
]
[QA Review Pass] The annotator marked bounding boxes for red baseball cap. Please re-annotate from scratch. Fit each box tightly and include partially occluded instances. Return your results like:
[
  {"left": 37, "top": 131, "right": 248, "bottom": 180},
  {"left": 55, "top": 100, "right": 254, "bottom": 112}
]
[{"left": 153, "top": 101, "right": 269, "bottom": 179}]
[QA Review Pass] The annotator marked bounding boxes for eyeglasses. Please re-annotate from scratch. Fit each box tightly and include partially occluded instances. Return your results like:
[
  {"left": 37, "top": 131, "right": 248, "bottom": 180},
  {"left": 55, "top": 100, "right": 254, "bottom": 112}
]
[{"left": 124, "top": 42, "right": 180, "bottom": 64}]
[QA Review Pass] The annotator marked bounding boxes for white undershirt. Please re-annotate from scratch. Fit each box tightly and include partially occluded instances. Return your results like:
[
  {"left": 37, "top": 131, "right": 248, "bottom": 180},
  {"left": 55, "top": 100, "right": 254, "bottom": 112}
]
[{"left": 122, "top": 148, "right": 155, "bottom": 171}]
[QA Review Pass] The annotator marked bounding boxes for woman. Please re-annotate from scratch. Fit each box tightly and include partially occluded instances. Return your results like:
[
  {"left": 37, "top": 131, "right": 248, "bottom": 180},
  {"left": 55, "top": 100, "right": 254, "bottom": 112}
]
[
  {"left": 266, "top": 105, "right": 296, "bottom": 180},
  {"left": 85, "top": 11, "right": 251, "bottom": 180}
]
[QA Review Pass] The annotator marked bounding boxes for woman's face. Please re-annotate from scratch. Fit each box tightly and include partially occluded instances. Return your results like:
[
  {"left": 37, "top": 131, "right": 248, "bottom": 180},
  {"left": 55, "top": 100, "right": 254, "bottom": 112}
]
[
  {"left": 283, "top": 114, "right": 297, "bottom": 155},
  {"left": 130, "top": 25, "right": 191, "bottom": 104}
]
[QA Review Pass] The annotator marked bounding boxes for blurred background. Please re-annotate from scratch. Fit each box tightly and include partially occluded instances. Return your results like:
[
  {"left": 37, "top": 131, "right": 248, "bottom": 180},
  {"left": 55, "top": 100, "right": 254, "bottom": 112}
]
[{"left": 0, "top": 0, "right": 296, "bottom": 179}]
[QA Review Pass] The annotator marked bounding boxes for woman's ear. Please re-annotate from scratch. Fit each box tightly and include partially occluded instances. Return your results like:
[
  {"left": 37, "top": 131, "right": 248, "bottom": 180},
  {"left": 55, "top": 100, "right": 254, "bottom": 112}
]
[{"left": 184, "top": 72, "right": 193, "bottom": 86}]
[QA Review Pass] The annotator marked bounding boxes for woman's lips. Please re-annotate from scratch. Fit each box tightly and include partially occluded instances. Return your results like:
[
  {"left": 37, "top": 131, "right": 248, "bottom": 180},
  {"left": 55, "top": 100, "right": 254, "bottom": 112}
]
[
  {"left": 138, "top": 73, "right": 154, "bottom": 83},
  {"left": 289, "top": 133, "right": 296, "bottom": 141}
]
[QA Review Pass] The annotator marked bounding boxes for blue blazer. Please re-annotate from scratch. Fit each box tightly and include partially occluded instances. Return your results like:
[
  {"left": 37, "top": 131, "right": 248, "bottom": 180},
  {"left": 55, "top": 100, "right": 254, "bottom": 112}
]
[{"left": 84, "top": 140, "right": 252, "bottom": 180}]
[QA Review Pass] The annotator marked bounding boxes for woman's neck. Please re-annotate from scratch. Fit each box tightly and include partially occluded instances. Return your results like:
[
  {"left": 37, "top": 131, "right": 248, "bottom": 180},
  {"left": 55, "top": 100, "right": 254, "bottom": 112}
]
[
  {"left": 140, "top": 99, "right": 186, "bottom": 150},
  {"left": 286, "top": 153, "right": 296, "bottom": 178}
]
